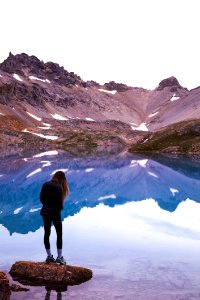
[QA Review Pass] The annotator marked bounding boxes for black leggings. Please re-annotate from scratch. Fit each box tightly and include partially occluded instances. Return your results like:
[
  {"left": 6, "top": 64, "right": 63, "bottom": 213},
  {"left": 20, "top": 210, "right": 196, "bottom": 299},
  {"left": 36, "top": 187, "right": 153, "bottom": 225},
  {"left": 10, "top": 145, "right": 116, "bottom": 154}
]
[{"left": 42, "top": 214, "right": 62, "bottom": 249}]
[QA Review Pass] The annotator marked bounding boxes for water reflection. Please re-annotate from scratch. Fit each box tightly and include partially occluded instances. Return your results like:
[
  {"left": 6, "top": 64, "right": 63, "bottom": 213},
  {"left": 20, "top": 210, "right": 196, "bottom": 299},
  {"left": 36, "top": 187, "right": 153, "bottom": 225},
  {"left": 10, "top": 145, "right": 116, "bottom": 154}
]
[
  {"left": 0, "top": 152, "right": 200, "bottom": 235},
  {"left": 44, "top": 287, "right": 64, "bottom": 300},
  {"left": 1, "top": 153, "right": 200, "bottom": 299},
  {"left": 3, "top": 197, "right": 200, "bottom": 299}
]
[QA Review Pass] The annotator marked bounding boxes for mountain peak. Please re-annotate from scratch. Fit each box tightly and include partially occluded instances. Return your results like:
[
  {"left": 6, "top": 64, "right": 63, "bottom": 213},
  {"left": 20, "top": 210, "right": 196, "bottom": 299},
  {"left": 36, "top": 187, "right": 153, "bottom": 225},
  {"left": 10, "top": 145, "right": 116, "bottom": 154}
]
[
  {"left": 0, "top": 53, "right": 84, "bottom": 86},
  {"left": 0, "top": 52, "right": 43, "bottom": 76},
  {"left": 156, "top": 76, "right": 184, "bottom": 92}
]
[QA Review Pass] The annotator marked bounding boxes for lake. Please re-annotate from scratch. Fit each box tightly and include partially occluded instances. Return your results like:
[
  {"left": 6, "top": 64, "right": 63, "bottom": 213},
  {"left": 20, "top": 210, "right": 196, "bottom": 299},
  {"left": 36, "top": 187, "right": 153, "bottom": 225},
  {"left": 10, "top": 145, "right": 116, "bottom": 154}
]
[{"left": 0, "top": 151, "right": 200, "bottom": 299}]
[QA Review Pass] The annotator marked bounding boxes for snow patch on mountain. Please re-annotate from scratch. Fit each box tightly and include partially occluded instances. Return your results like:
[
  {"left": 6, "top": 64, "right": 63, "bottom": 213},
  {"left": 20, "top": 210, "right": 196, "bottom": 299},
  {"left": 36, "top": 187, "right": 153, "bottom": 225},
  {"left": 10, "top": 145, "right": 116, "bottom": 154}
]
[
  {"left": 29, "top": 76, "right": 50, "bottom": 83},
  {"left": 85, "top": 118, "right": 95, "bottom": 122},
  {"left": 33, "top": 150, "right": 58, "bottom": 158},
  {"left": 38, "top": 123, "right": 51, "bottom": 129},
  {"left": 148, "top": 112, "right": 159, "bottom": 117},
  {"left": 170, "top": 94, "right": 180, "bottom": 101},
  {"left": 27, "top": 111, "right": 42, "bottom": 121},
  {"left": 23, "top": 129, "right": 58, "bottom": 140},
  {"left": 38, "top": 126, "right": 51, "bottom": 130},
  {"left": 131, "top": 123, "right": 148, "bottom": 131},
  {"left": 50, "top": 113, "right": 68, "bottom": 121},
  {"left": 98, "top": 89, "right": 117, "bottom": 95},
  {"left": 13, "top": 74, "right": 23, "bottom": 82}
]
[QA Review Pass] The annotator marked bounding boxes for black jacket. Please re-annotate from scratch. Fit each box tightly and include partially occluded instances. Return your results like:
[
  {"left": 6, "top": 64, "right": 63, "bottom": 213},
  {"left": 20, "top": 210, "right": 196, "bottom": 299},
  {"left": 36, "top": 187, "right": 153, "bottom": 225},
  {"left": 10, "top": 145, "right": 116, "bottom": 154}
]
[{"left": 40, "top": 181, "right": 63, "bottom": 217}]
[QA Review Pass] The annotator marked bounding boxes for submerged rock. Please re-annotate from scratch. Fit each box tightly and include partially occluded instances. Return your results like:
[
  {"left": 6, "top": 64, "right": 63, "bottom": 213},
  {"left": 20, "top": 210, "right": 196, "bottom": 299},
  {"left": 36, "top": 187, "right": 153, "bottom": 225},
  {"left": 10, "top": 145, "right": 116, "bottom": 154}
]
[
  {"left": 0, "top": 272, "right": 11, "bottom": 300},
  {"left": 9, "top": 261, "right": 92, "bottom": 290}
]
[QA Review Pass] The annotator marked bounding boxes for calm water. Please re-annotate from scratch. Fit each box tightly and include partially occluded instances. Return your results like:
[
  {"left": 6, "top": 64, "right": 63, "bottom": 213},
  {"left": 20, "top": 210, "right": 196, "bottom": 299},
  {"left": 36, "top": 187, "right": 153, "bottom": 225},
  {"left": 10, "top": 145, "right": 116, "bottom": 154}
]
[{"left": 0, "top": 151, "right": 200, "bottom": 300}]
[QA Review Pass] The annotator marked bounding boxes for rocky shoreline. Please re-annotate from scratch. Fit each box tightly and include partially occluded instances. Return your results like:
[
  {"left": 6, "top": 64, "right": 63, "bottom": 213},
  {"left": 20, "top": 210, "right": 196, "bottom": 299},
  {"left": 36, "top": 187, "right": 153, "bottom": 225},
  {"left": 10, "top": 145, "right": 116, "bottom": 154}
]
[
  {"left": 1, "top": 118, "right": 200, "bottom": 158},
  {"left": 0, "top": 118, "right": 149, "bottom": 158}
]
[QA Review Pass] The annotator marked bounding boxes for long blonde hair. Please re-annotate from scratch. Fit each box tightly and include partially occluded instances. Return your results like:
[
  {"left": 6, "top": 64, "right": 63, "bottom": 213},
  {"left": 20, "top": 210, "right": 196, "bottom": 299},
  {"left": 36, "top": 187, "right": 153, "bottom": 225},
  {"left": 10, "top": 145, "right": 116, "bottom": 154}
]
[{"left": 51, "top": 171, "right": 69, "bottom": 203}]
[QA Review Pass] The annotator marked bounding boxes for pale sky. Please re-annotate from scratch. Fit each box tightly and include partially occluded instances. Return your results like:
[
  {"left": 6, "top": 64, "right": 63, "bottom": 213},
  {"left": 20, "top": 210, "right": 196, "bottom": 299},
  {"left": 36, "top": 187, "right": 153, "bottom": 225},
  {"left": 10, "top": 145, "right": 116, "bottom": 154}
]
[{"left": 1, "top": 0, "right": 200, "bottom": 90}]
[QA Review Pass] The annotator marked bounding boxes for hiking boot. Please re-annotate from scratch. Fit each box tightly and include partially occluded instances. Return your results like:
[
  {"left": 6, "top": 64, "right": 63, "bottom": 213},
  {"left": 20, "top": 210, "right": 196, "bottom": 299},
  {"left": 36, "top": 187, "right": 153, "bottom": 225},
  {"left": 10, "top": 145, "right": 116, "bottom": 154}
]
[
  {"left": 45, "top": 255, "right": 55, "bottom": 263},
  {"left": 56, "top": 256, "right": 66, "bottom": 265}
]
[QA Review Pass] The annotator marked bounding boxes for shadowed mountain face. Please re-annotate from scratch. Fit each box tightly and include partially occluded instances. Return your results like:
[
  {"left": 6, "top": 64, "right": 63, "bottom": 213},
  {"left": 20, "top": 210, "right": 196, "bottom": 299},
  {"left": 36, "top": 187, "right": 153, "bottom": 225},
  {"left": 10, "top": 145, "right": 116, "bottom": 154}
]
[
  {"left": 0, "top": 152, "right": 199, "bottom": 234},
  {"left": 1, "top": 53, "right": 200, "bottom": 155}
]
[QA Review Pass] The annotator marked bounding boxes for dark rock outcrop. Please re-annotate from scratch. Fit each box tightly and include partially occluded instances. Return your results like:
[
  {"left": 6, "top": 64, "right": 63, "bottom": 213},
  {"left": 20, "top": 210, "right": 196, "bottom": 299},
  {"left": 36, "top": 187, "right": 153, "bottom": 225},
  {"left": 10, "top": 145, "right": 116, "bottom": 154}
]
[
  {"left": 0, "top": 52, "right": 84, "bottom": 87},
  {"left": 0, "top": 81, "right": 49, "bottom": 106},
  {"left": 156, "top": 76, "right": 183, "bottom": 92},
  {"left": 9, "top": 261, "right": 92, "bottom": 290},
  {"left": 0, "top": 52, "right": 44, "bottom": 77},
  {"left": 104, "top": 81, "right": 131, "bottom": 92},
  {"left": 85, "top": 80, "right": 100, "bottom": 87},
  {"left": 0, "top": 272, "right": 11, "bottom": 300}
]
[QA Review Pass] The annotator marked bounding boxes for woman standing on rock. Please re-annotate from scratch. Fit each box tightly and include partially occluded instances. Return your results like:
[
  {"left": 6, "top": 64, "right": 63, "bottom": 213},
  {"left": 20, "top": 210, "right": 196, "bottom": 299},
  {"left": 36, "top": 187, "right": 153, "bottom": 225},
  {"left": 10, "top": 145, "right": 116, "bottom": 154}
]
[{"left": 40, "top": 171, "right": 69, "bottom": 265}]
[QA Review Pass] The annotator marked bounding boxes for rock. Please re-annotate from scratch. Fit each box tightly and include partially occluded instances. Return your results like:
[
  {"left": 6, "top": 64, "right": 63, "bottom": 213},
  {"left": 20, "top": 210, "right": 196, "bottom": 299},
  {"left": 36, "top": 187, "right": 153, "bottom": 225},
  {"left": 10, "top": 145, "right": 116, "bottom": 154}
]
[
  {"left": 85, "top": 80, "right": 100, "bottom": 87},
  {"left": 9, "top": 261, "right": 92, "bottom": 290},
  {"left": 104, "top": 81, "right": 131, "bottom": 92},
  {"left": 156, "top": 76, "right": 183, "bottom": 91},
  {"left": 10, "top": 284, "right": 29, "bottom": 292},
  {"left": 0, "top": 272, "right": 11, "bottom": 300},
  {"left": 0, "top": 52, "right": 43, "bottom": 76},
  {"left": 0, "top": 53, "right": 84, "bottom": 87}
]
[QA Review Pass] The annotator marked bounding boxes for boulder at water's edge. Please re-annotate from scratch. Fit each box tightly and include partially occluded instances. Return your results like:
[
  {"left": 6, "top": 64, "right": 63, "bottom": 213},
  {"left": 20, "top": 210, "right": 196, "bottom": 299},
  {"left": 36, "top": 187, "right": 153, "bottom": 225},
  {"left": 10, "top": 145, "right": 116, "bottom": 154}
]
[
  {"left": 0, "top": 272, "right": 11, "bottom": 300},
  {"left": 9, "top": 261, "right": 92, "bottom": 290}
]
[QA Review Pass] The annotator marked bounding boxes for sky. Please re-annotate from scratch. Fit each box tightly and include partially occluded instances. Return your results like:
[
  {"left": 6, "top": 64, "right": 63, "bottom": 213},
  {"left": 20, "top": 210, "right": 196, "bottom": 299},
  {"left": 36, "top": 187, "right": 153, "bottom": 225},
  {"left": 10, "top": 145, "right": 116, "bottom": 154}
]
[{"left": 1, "top": 0, "right": 200, "bottom": 90}]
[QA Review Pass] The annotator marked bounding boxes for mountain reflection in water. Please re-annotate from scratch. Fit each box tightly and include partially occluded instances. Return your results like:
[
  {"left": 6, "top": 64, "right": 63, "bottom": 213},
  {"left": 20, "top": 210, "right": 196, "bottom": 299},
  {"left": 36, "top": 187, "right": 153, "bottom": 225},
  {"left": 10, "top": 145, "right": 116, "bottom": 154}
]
[{"left": 0, "top": 152, "right": 200, "bottom": 235}]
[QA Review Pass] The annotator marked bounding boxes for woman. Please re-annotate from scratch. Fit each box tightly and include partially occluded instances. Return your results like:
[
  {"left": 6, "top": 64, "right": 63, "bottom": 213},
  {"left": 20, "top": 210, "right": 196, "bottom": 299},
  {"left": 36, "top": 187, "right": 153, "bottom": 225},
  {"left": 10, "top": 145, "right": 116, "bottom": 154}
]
[{"left": 40, "top": 171, "right": 69, "bottom": 265}]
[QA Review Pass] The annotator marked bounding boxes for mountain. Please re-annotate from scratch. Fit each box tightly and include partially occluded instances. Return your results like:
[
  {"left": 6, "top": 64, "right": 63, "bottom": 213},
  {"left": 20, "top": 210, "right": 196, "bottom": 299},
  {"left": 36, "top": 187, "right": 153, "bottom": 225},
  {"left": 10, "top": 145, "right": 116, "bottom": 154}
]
[{"left": 0, "top": 52, "right": 200, "bottom": 155}]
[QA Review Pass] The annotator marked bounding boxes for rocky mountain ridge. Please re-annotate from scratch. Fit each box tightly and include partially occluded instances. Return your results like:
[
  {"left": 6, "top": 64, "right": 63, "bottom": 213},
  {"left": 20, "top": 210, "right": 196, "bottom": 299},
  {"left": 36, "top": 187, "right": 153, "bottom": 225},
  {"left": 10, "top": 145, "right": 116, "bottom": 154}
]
[{"left": 0, "top": 53, "right": 200, "bottom": 155}]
